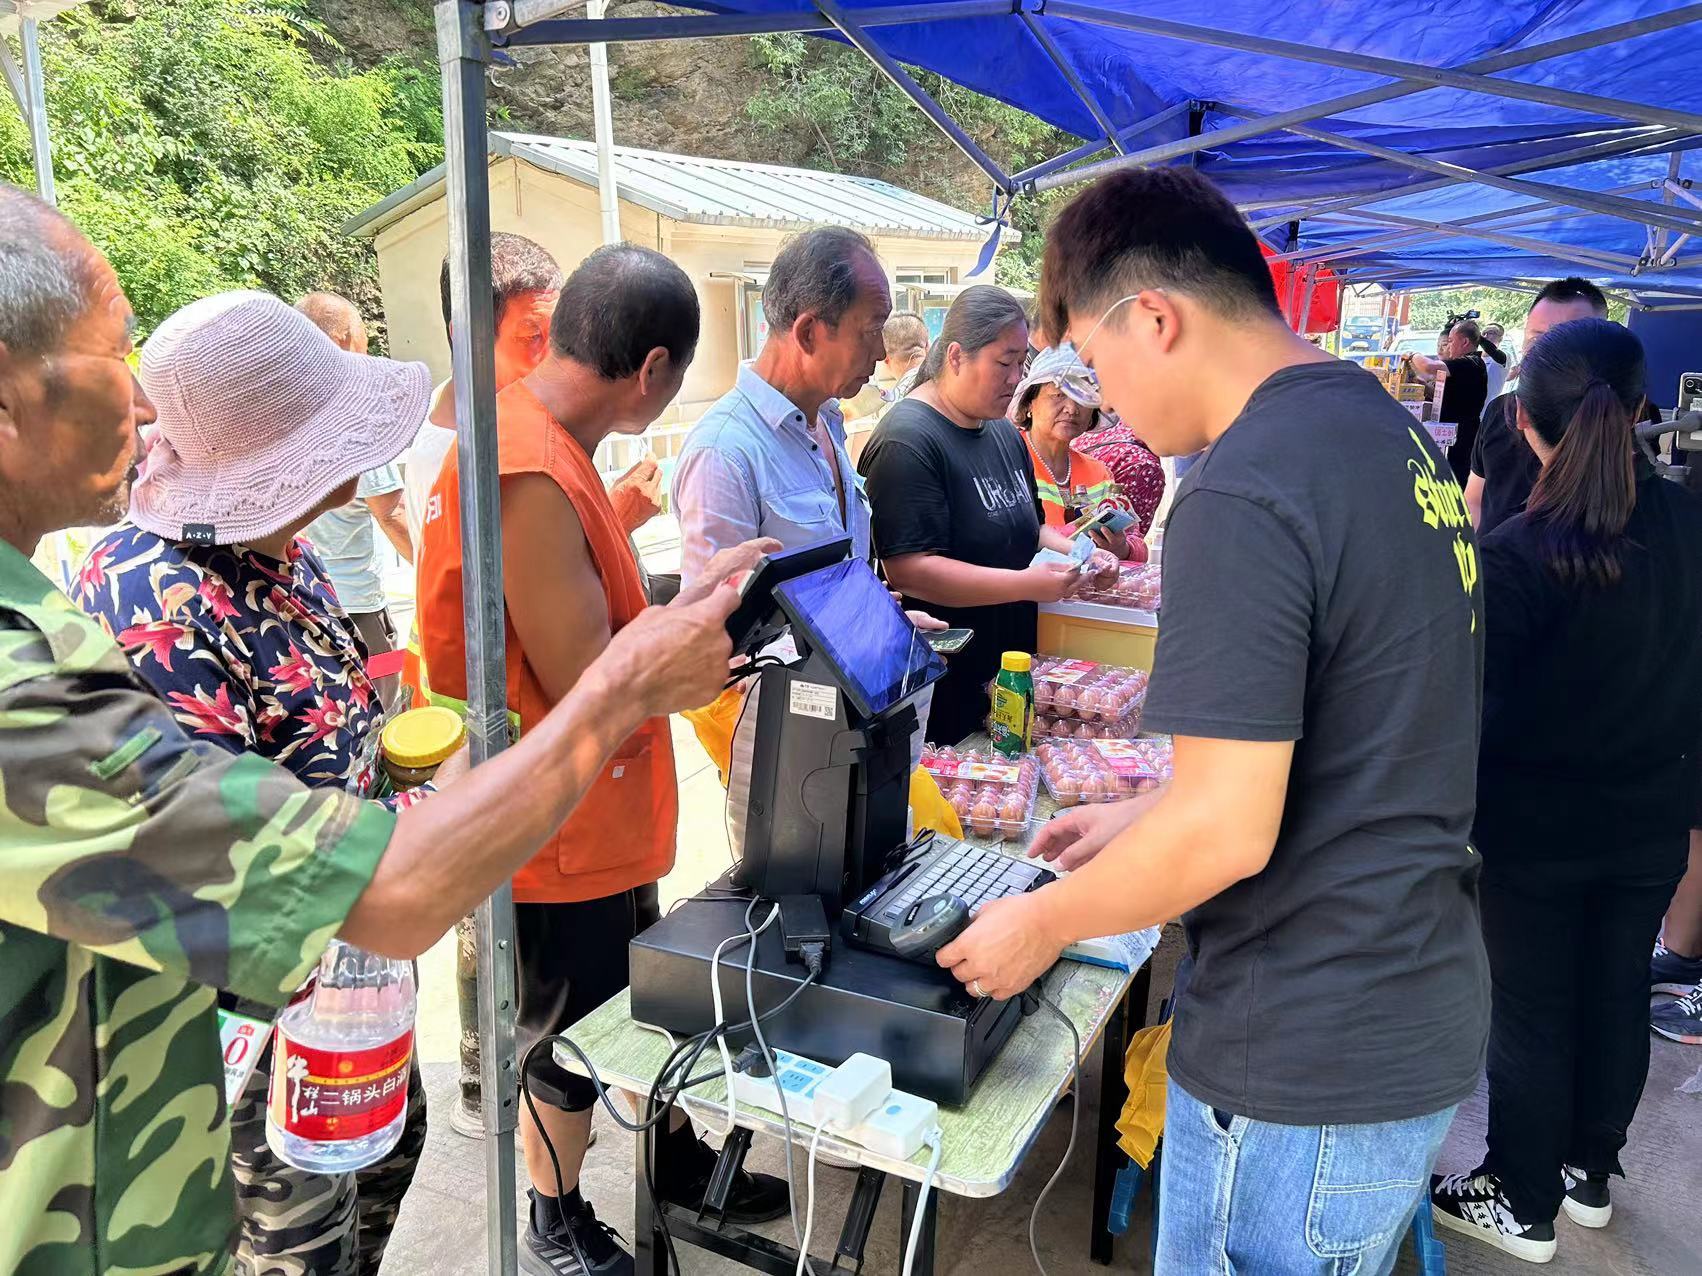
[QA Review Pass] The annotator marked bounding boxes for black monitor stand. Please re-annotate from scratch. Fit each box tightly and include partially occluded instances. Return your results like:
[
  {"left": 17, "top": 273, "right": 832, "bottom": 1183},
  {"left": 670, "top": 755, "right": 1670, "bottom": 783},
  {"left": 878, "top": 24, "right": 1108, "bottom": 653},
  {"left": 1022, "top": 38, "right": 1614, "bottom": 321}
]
[{"left": 726, "top": 661, "right": 918, "bottom": 917}]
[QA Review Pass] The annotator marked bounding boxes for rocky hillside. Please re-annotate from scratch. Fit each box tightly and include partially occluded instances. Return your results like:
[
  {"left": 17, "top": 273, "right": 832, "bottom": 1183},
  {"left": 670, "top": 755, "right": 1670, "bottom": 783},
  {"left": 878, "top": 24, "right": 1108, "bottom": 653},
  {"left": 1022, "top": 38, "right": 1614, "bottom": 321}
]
[{"left": 311, "top": 0, "right": 1067, "bottom": 280}]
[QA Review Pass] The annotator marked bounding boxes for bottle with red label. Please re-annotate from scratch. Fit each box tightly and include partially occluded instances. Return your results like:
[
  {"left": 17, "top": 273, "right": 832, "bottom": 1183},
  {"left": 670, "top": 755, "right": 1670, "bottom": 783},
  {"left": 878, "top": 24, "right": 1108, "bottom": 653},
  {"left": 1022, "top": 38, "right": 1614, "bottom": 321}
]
[{"left": 266, "top": 940, "right": 416, "bottom": 1173}]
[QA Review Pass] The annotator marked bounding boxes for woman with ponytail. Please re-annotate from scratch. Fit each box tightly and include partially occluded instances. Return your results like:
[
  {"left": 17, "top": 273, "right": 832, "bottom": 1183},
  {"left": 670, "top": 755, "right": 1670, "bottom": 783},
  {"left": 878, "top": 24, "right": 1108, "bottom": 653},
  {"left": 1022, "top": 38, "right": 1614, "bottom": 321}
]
[{"left": 1432, "top": 319, "right": 1702, "bottom": 1262}]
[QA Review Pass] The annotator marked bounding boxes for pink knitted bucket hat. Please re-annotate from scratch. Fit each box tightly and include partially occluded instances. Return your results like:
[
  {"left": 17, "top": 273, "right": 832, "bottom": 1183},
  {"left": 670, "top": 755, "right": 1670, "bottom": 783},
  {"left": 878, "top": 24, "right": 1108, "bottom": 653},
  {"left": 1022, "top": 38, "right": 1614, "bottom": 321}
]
[{"left": 131, "top": 291, "right": 431, "bottom": 546}]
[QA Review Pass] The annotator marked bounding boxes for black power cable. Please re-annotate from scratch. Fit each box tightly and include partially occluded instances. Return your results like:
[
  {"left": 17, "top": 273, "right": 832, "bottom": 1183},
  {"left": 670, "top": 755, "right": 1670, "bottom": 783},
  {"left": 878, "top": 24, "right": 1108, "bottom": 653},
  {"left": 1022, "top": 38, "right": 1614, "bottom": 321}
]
[{"left": 517, "top": 938, "right": 818, "bottom": 1275}]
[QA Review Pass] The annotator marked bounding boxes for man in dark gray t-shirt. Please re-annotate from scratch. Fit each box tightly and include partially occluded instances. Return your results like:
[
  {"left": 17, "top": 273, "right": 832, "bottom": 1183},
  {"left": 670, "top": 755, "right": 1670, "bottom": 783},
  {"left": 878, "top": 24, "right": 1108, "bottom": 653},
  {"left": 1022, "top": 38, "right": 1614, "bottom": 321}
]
[{"left": 934, "top": 167, "right": 1488, "bottom": 1276}]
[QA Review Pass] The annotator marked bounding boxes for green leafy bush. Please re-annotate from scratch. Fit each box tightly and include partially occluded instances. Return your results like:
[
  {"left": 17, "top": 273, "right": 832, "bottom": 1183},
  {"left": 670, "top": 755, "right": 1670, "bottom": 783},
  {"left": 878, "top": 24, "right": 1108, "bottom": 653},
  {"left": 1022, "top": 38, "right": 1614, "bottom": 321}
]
[{"left": 0, "top": 0, "right": 443, "bottom": 342}]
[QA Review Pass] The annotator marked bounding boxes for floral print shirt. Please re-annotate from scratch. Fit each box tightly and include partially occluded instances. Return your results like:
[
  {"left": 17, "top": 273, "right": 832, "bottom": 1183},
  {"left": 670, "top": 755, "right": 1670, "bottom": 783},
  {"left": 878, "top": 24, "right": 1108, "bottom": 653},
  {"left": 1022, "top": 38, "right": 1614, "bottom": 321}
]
[
  {"left": 1074, "top": 423, "right": 1167, "bottom": 537},
  {"left": 74, "top": 523, "right": 419, "bottom": 806}
]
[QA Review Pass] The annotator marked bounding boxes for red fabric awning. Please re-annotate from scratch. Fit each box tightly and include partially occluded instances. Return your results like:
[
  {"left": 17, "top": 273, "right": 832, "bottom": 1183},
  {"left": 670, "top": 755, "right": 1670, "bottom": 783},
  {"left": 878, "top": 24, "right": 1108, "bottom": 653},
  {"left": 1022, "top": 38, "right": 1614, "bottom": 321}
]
[{"left": 1262, "top": 243, "right": 1341, "bottom": 335}]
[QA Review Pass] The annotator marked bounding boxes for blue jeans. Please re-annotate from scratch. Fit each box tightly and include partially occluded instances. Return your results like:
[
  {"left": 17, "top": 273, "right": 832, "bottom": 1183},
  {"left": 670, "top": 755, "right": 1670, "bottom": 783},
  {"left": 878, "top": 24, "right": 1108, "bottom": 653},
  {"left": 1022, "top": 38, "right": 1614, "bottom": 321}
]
[{"left": 1156, "top": 1077, "right": 1456, "bottom": 1275}]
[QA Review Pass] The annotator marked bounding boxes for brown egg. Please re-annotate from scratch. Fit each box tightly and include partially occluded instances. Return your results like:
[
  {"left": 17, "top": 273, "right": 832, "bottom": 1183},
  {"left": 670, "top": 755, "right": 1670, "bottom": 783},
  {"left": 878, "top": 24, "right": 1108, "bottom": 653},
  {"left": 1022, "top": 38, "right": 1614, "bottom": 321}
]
[{"left": 970, "top": 800, "right": 998, "bottom": 836}]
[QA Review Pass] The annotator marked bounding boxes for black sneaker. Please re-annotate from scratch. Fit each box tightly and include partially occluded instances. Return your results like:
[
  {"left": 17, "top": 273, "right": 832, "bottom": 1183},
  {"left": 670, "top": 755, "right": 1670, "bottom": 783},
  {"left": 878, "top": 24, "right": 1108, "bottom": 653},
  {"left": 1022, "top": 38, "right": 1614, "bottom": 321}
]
[
  {"left": 521, "top": 1192, "right": 633, "bottom": 1276},
  {"left": 1651, "top": 941, "right": 1702, "bottom": 995},
  {"left": 1561, "top": 1166, "right": 1612, "bottom": 1228},
  {"left": 656, "top": 1158, "right": 792, "bottom": 1225},
  {"left": 1431, "top": 1171, "right": 1557, "bottom": 1264},
  {"left": 1652, "top": 983, "right": 1702, "bottom": 1045}
]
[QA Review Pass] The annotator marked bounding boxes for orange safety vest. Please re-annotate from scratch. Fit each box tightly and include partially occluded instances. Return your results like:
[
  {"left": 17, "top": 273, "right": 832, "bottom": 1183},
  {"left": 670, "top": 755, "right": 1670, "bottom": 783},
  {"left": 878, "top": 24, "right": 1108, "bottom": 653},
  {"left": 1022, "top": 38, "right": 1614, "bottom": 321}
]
[
  {"left": 415, "top": 381, "right": 677, "bottom": 904},
  {"left": 1023, "top": 432, "right": 1117, "bottom": 530}
]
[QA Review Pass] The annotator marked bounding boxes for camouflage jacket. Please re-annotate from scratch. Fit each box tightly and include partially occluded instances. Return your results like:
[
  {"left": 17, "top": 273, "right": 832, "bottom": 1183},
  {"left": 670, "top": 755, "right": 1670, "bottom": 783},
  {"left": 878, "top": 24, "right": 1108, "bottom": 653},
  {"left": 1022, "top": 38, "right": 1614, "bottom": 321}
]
[{"left": 0, "top": 541, "right": 395, "bottom": 1275}]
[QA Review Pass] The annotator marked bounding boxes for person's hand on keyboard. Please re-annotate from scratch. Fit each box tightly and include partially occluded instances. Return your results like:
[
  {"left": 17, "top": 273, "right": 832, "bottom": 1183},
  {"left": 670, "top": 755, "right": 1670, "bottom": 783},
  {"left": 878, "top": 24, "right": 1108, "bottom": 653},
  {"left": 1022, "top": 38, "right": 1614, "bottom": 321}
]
[{"left": 1027, "top": 793, "right": 1159, "bottom": 871}]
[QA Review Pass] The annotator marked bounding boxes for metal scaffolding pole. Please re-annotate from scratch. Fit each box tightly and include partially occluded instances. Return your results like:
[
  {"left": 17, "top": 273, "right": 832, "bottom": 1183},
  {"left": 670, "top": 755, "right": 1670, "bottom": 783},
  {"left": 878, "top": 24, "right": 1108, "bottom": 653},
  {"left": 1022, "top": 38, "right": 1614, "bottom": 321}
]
[
  {"left": 1219, "top": 107, "right": 1702, "bottom": 239},
  {"left": 812, "top": 0, "right": 1012, "bottom": 191},
  {"left": 1045, "top": 4, "right": 1702, "bottom": 135},
  {"left": 1018, "top": 10, "right": 1125, "bottom": 155},
  {"left": 1012, "top": 100, "right": 1195, "bottom": 185},
  {"left": 435, "top": 5, "right": 519, "bottom": 1275},
  {"left": 1034, "top": 4, "right": 1702, "bottom": 190},
  {"left": 1271, "top": 181, "right": 1656, "bottom": 265},
  {"left": 3, "top": 16, "right": 56, "bottom": 203},
  {"left": 587, "top": 0, "right": 620, "bottom": 245},
  {"left": 1248, "top": 131, "right": 1697, "bottom": 231},
  {"left": 1309, "top": 209, "right": 1642, "bottom": 271}
]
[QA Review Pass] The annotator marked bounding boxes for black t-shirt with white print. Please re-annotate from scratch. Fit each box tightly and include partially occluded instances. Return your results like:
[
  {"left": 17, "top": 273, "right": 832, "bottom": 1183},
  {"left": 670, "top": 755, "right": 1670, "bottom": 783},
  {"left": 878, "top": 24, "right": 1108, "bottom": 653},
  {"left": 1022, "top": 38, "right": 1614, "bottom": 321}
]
[{"left": 860, "top": 399, "right": 1041, "bottom": 744}]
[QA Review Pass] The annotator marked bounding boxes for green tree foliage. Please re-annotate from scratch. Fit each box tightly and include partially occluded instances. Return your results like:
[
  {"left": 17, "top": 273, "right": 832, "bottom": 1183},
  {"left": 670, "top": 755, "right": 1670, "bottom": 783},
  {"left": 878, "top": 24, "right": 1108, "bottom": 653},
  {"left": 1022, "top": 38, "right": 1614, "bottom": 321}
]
[
  {"left": 1407, "top": 287, "right": 1534, "bottom": 333},
  {"left": 0, "top": 0, "right": 442, "bottom": 340},
  {"left": 746, "top": 34, "right": 1072, "bottom": 290}
]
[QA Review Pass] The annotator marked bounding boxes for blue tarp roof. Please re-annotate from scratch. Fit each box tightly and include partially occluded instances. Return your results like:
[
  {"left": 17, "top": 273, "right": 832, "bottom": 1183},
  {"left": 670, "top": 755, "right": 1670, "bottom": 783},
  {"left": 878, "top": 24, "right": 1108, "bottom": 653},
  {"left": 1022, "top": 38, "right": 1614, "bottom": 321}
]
[{"left": 629, "top": 1, "right": 1702, "bottom": 300}]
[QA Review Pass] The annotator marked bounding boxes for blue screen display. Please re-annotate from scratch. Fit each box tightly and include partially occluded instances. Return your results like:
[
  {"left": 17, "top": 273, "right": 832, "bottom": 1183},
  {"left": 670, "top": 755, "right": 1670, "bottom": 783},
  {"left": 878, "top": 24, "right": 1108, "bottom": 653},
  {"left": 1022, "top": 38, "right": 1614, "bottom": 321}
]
[{"left": 773, "top": 559, "right": 945, "bottom": 719}]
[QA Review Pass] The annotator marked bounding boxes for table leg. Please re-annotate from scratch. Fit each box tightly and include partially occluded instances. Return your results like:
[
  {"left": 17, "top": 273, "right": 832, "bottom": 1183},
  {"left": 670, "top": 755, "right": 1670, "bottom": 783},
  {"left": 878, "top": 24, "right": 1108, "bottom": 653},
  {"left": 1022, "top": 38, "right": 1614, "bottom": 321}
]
[
  {"left": 1090, "top": 986, "right": 1134, "bottom": 1266},
  {"left": 899, "top": 1175, "right": 938, "bottom": 1276},
  {"left": 634, "top": 1120, "right": 667, "bottom": 1276}
]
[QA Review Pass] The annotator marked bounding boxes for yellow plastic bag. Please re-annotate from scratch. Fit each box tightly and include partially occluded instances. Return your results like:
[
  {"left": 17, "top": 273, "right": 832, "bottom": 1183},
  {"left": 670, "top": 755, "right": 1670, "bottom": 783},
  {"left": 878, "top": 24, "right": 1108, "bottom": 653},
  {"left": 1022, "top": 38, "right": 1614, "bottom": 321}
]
[
  {"left": 682, "top": 688, "right": 962, "bottom": 840},
  {"left": 1115, "top": 1020, "right": 1173, "bottom": 1170}
]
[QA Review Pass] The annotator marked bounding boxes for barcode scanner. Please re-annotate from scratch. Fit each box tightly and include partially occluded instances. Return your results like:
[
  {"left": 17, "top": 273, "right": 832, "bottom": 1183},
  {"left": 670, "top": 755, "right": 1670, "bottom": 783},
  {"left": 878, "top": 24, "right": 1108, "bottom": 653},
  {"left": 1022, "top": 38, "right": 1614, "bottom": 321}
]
[{"left": 888, "top": 894, "right": 971, "bottom": 962}]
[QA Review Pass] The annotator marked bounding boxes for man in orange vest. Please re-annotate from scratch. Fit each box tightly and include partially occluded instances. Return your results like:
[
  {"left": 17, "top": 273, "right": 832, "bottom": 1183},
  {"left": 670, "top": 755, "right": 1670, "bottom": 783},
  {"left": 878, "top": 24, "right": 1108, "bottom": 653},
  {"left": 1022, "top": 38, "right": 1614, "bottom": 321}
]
[{"left": 417, "top": 245, "right": 784, "bottom": 1275}]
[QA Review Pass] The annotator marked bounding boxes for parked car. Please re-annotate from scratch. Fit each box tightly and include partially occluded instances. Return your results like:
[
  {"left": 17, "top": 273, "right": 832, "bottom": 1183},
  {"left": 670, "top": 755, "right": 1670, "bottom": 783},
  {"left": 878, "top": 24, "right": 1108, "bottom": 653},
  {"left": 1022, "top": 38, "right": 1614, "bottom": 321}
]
[{"left": 1387, "top": 331, "right": 1442, "bottom": 357}]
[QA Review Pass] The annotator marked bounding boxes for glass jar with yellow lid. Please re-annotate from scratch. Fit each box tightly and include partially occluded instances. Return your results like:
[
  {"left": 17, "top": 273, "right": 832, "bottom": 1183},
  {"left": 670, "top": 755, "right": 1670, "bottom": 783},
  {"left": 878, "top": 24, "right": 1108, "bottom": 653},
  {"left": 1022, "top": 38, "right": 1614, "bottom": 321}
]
[{"left": 380, "top": 706, "right": 467, "bottom": 791}]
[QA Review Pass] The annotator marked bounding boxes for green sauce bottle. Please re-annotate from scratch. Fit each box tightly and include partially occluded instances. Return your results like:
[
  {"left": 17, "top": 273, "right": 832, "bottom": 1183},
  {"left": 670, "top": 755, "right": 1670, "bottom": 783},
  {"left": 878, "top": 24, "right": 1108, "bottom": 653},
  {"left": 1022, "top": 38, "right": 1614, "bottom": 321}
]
[{"left": 990, "top": 651, "right": 1035, "bottom": 757}]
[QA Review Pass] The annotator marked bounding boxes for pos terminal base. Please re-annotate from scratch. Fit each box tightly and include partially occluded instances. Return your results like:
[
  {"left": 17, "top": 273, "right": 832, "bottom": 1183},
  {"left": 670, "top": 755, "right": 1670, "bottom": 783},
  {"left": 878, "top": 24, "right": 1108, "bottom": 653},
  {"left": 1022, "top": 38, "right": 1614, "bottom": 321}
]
[{"left": 629, "top": 895, "right": 1021, "bottom": 1105}]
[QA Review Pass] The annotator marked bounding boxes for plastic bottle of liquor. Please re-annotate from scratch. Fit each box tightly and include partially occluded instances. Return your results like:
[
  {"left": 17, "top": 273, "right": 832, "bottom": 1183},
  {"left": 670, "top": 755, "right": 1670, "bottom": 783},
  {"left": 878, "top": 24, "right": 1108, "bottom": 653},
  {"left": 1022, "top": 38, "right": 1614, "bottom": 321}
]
[{"left": 266, "top": 940, "right": 416, "bottom": 1173}]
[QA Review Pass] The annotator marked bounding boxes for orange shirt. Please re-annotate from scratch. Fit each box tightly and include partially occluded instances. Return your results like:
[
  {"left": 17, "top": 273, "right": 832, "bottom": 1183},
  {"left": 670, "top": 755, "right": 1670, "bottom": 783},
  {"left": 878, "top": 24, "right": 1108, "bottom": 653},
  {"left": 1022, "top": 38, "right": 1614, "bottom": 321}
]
[
  {"left": 415, "top": 381, "right": 676, "bottom": 904},
  {"left": 1022, "top": 432, "right": 1117, "bottom": 530}
]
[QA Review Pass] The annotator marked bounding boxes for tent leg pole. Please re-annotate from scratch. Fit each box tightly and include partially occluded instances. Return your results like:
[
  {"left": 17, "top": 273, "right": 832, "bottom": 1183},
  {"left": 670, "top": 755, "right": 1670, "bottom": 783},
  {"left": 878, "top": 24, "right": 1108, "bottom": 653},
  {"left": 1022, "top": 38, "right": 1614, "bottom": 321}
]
[
  {"left": 588, "top": 0, "right": 621, "bottom": 245},
  {"left": 437, "top": 4, "right": 520, "bottom": 1274},
  {"left": 20, "top": 18, "right": 53, "bottom": 205}
]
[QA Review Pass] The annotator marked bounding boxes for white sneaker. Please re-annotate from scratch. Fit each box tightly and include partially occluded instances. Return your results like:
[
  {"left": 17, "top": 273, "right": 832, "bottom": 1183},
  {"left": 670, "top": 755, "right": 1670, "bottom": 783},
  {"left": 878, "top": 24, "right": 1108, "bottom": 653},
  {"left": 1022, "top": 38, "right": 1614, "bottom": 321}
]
[
  {"left": 1561, "top": 1166, "right": 1612, "bottom": 1228},
  {"left": 1431, "top": 1170, "right": 1558, "bottom": 1264}
]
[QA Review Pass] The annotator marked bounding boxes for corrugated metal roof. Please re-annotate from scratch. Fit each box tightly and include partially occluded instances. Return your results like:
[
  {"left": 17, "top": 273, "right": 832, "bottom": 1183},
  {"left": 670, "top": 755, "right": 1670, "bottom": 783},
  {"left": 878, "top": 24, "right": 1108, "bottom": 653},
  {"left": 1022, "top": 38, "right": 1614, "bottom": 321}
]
[{"left": 345, "top": 133, "right": 1003, "bottom": 242}]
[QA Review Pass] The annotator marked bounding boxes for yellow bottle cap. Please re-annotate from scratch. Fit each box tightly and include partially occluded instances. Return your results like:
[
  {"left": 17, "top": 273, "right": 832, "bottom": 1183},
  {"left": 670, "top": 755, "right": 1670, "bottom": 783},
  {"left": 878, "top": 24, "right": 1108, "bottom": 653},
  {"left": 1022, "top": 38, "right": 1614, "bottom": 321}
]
[
  {"left": 381, "top": 706, "right": 467, "bottom": 769},
  {"left": 1001, "top": 651, "right": 1032, "bottom": 673}
]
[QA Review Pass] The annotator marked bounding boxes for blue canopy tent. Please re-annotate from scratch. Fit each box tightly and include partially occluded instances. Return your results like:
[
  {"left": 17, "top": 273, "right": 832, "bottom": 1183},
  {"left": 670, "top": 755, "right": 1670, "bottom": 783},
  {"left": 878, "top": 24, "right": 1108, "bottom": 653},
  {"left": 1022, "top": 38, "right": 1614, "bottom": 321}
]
[{"left": 431, "top": 4, "right": 1702, "bottom": 1272}]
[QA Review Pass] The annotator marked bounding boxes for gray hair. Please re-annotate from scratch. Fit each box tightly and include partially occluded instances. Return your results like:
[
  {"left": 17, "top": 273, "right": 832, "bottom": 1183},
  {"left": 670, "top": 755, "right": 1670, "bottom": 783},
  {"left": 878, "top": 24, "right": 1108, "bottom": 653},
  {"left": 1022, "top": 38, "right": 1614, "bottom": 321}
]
[
  {"left": 0, "top": 184, "right": 95, "bottom": 358},
  {"left": 912, "top": 285, "right": 1027, "bottom": 389},
  {"left": 763, "top": 226, "right": 881, "bottom": 333}
]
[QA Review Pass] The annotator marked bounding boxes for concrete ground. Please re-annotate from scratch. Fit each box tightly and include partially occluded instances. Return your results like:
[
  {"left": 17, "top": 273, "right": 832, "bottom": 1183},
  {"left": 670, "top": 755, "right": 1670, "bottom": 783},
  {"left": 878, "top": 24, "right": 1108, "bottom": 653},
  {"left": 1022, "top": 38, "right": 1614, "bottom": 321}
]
[{"left": 385, "top": 722, "right": 1702, "bottom": 1275}]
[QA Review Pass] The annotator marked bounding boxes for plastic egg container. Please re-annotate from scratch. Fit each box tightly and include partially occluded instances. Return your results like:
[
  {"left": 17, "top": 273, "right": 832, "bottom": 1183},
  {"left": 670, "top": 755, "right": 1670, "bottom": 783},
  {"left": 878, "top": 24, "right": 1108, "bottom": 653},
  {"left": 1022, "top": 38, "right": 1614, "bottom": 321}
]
[
  {"left": 1030, "top": 658, "right": 1149, "bottom": 724},
  {"left": 1036, "top": 737, "right": 1175, "bottom": 806},
  {"left": 920, "top": 746, "right": 1041, "bottom": 840},
  {"left": 1076, "top": 562, "right": 1162, "bottom": 609}
]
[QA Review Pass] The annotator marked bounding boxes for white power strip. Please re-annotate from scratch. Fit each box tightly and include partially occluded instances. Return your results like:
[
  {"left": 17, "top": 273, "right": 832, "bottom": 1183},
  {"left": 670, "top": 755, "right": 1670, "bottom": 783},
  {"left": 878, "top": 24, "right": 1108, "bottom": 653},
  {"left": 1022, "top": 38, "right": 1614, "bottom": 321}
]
[{"left": 732, "top": 1048, "right": 940, "bottom": 1161}]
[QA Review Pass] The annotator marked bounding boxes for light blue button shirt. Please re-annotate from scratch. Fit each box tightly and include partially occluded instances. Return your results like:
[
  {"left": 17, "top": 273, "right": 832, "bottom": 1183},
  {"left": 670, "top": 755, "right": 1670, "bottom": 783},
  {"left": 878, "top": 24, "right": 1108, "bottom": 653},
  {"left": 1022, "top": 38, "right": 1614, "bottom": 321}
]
[{"left": 673, "top": 364, "right": 873, "bottom": 588}]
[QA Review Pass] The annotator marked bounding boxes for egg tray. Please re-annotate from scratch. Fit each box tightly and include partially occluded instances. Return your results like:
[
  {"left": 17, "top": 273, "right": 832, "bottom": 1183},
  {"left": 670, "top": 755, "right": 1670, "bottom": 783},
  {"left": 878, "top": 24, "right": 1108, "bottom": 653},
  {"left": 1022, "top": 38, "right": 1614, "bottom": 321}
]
[
  {"left": 1029, "top": 657, "right": 1149, "bottom": 723},
  {"left": 1036, "top": 737, "right": 1175, "bottom": 807},
  {"left": 1074, "top": 562, "right": 1162, "bottom": 610},
  {"left": 920, "top": 747, "right": 1041, "bottom": 841}
]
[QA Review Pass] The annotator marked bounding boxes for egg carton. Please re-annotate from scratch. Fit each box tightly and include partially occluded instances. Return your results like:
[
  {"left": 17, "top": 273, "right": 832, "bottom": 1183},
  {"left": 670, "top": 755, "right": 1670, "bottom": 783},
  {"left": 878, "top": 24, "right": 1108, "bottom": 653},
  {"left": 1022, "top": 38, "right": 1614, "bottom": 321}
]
[
  {"left": 920, "top": 746, "right": 1041, "bottom": 841},
  {"left": 1036, "top": 737, "right": 1174, "bottom": 807}
]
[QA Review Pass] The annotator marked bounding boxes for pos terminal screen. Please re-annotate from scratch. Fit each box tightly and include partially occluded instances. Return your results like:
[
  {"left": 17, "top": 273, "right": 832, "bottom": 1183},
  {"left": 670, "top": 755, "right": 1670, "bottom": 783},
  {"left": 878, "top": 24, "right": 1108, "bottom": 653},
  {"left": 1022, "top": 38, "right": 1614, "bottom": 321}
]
[{"left": 774, "top": 559, "right": 945, "bottom": 720}]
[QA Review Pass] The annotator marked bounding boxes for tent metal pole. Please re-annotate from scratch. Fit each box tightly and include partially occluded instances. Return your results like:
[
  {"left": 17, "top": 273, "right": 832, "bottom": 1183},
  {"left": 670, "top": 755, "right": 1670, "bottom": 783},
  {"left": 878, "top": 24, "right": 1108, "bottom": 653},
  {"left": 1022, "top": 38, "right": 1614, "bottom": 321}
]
[
  {"left": 1308, "top": 210, "right": 1642, "bottom": 270},
  {"left": 1655, "top": 152, "right": 1683, "bottom": 252},
  {"left": 1296, "top": 266, "right": 1319, "bottom": 333},
  {"left": 587, "top": 0, "right": 621, "bottom": 245},
  {"left": 1012, "top": 100, "right": 1194, "bottom": 184},
  {"left": 1221, "top": 109, "right": 1702, "bottom": 238},
  {"left": 435, "top": 6, "right": 519, "bottom": 1276},
  {"left": 1042, "top": 5, "right": 1702, "bottom": 134},
  {"left": 498, "top": 0, "right": 1015, "bottom": 45},
  {"left": 1033, "top": 4, "right": 1702, "bottom": 189},
  {"left": 812, "top": 0, "right": 1012, "bottom": 192},
  {"left": 19, "top": 17, "right": 53, "bottom": 204},
  {"left": 1270, "top": 182, "right": 1656, "bottom": 264},
  {"left": 1018, "top": 11, "right": 1125, "bottom": 154},
  {"left": 1247, "top": 129, "right": 1697, "bottom": 231}
]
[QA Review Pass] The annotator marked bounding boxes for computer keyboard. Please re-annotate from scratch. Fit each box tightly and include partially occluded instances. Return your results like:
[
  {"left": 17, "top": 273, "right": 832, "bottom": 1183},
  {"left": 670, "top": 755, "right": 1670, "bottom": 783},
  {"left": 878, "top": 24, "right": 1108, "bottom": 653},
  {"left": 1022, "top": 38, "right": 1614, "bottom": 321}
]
[{"left": 878, "top": 842, "right": 1051, "bottom": 922}]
